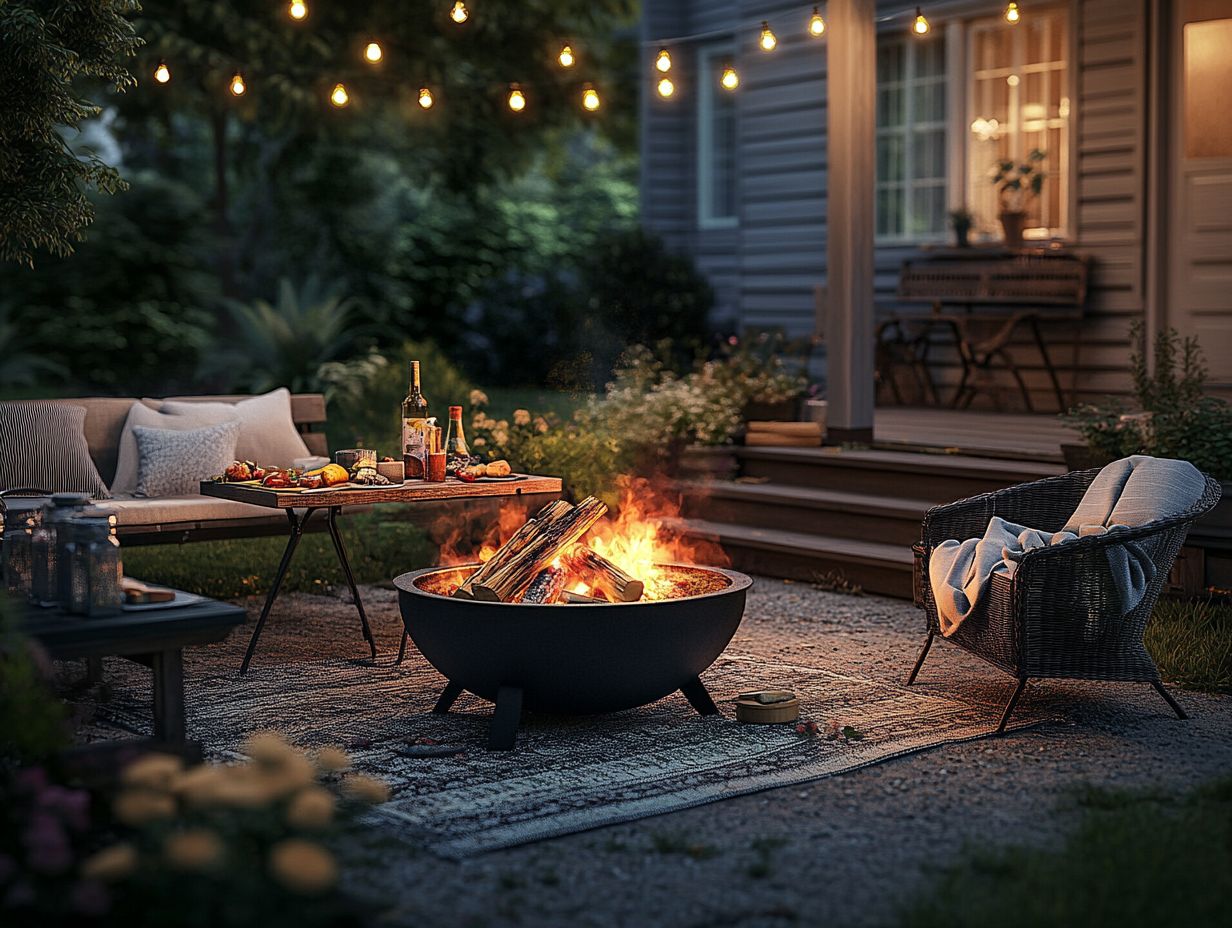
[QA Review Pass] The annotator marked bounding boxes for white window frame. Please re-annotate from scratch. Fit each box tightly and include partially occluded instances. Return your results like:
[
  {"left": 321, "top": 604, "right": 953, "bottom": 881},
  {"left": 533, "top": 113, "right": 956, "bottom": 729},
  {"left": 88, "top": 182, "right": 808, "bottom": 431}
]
[
  {"left": 965, "top": 6, "right": 1072, "bottom": 241},
  {"left": 696, "top": 42, "right": 739, "bottom": 230}
]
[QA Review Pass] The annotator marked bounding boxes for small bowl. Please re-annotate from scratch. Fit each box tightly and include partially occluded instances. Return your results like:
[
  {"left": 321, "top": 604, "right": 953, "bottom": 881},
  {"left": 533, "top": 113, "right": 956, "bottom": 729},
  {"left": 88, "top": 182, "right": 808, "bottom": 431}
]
[
  {"left": 377, "top": 460, "right": 405, "bottom": 483},
  {"left": 335, "top": 449, "right": 377, "bottom": 471}
]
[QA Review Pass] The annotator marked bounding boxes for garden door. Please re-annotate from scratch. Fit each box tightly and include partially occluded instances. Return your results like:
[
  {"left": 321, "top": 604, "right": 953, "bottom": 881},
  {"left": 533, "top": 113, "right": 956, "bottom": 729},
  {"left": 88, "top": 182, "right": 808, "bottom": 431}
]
[{"left": 1168, "top": 0, "right": 1232, "bottom": 394}]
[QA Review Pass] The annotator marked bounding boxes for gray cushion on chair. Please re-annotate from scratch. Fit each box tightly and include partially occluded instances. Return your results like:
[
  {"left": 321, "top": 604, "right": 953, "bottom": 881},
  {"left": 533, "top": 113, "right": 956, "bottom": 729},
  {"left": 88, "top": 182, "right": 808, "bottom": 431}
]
[
  {"left": 132, "top": 421, "right": 241, "bottom": 498},
  {"left": 0, "top": 401, "right": 111, "bottom": 497}
]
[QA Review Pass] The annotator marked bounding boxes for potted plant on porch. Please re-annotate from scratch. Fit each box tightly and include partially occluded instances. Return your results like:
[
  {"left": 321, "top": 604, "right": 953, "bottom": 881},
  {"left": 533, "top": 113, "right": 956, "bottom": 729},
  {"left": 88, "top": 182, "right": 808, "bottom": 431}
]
[{"left": 991, "top": 150, "right": 1046, "bottom": 247}]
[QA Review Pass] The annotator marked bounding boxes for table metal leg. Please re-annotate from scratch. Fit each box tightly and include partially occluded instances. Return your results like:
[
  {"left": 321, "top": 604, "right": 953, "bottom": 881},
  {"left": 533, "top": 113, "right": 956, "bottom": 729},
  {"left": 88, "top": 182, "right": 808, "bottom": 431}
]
[
  {"left": 240, "top": 509, "right": 308, "bottom": 675},
  {"left": 151, "top": 648, "right": 186, "bottom": 743},
  {"left": 326, "top": 506, "right": 377, "bottom": 659}
]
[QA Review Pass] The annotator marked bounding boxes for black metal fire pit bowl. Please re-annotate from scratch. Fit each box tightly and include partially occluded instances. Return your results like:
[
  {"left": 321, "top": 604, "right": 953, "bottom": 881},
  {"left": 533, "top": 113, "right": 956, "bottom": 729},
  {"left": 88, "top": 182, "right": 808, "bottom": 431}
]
[{"left": 393, "top": 564, "right": 753, "bottom": 750}]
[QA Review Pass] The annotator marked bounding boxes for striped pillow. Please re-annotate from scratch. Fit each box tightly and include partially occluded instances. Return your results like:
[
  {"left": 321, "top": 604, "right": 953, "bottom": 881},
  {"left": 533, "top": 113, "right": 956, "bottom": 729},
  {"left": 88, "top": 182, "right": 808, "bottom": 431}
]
[{"left": 0, "top": 401, "right": 111, "bottom": 498}]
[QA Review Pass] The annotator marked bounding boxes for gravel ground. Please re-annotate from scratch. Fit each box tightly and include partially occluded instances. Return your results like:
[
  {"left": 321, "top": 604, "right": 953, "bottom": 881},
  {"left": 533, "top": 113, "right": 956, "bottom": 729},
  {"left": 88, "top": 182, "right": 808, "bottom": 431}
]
[{"left": 73, "top": 577, "right": 1232, "bottom": 927}]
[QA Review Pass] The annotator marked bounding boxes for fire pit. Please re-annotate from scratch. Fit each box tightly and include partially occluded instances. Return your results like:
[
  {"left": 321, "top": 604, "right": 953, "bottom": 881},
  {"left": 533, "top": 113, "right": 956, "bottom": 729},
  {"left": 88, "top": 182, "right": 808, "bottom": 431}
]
[{"left": 394, "top": 563, "right": 752, "bottom": 750}]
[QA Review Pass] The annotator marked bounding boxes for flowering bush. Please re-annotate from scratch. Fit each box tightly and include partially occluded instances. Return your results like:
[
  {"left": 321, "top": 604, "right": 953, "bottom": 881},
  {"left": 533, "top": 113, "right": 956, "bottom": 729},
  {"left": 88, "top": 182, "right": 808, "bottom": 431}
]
[{"left": 1063, "top": 324, "right": 1232, "bottom": 480}]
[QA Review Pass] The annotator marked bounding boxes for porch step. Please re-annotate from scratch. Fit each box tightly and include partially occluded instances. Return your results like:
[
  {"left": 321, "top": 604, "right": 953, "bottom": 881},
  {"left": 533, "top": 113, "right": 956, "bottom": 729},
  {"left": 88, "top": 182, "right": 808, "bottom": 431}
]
[
  {"left": 737, "top": 447, "right": 1061, "bottom": 502},
  {"left": 677, "top": 480, "right": 931, "bottom": 547},
  {"left": 671, "top": 518, "right": 914, "bottom": 599}
]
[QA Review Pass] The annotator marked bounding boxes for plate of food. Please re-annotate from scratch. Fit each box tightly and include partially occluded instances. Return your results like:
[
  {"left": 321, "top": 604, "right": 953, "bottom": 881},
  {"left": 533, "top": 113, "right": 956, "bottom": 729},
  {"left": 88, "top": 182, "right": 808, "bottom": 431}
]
[
  {"left": 454, "top": 460, "right": 521, "bottom": 483},
  {"left": 212, "top": 461, "right": 399, "bottom": 492}
]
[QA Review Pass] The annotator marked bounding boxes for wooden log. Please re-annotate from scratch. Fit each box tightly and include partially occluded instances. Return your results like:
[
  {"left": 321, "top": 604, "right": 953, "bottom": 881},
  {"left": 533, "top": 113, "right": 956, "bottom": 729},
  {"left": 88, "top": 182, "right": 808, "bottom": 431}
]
[
  {"left": 472, "top": 496, "right": 608, "bottom": 602},
  {"left": 517, "top": 566, "right": 566, "bottom": 604},
  {"left": 567, "top": 546, "right": 645, "bottom": 602},
  {"left": 560, "top": 589, "right": 605, "bottom": 605},
  {"left": 453, "top": 499, "right": 573, "bottom": 599},
  {"left": 746, "top": 421, "right": 823, "bottom": 437}
]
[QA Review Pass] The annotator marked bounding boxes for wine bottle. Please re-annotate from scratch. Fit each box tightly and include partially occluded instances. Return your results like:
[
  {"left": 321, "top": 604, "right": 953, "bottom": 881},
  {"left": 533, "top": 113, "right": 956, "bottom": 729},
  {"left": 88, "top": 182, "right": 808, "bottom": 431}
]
[
  {"left": 401, "top": 361, "right": 429, "bottom": 479},
  {"left": 444, "top": 405, "right": 470, "bottom": 471}
]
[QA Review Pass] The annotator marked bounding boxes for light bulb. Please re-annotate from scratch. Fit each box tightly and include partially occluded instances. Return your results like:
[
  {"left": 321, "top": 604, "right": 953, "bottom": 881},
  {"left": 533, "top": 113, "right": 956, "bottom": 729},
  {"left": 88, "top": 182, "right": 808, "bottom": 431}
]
[
  {"left": 450, "top": 1, "right": 468, "bottom": 24},
  {"left": 1004, "top": 2, "right": 1020, "bottom": 23},
  {"left": 229, "top": 72, "right": 246, "bottom": 96},
  {"left": 582, "top": 84, "right": 600, "bottom": 112},
  {"left": 418, "top": 87, "right": 435, "bottom": 109},
  {"left": 656, "top": 77, "right": 675, "bottom": 98},
  {"left": 809, "top": 7, "right": 826, "bottom": 37},
  {"left": 759, "top": 21, "right": 777, "bottom": 51},
  {"left": 154, "top": 61, "right": 170, "bottom": 84},
  {"left": 655, "top": 48, "right": 672, "bottom": 72},
  {"left": 365, "top": 42, "right": 383, "bottom": 63},
  {"left": 721, "top": 65, "right": 739, "bottom": 90},
  {"left": 507, "top": 84, "right": 526, "bottom": 112},
  {"left": 913, "top": 8, "right": 930, "bottom": 35},
  {"left": 558, "top": 45, "right": 575, "bottom": 68},
  {"left": 330, "top": 83, "right": 349, "bottom": 107},
  {"left": 288, "top": 0, "right": 307, "bottom": 21}
]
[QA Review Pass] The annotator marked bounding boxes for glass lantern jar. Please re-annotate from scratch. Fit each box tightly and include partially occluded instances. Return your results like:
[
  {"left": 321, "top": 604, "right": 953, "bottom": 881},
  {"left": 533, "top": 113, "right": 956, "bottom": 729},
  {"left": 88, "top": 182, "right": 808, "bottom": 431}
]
[
  {"left": 2, "top": 503, "right": 41, "bottom": 597},
  {"left": 64, "top": 515, "right": 123, "bottom": 617},
  {"left": 30, "top": 493, "right": 93, "bottom": 606}
]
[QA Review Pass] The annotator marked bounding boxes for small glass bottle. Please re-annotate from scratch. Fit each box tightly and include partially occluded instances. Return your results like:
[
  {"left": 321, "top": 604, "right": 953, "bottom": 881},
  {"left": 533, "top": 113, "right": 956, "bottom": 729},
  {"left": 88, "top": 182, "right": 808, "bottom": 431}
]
[{"left": 444, "top": 405, "right": 470, "bottom": 473}]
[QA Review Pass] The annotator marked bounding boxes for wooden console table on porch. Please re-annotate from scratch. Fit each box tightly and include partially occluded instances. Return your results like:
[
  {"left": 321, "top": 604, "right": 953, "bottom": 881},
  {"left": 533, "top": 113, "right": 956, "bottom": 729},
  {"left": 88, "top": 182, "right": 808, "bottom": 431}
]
[{"left": 201, "top": 475, "right": 563, "bottom": 674}]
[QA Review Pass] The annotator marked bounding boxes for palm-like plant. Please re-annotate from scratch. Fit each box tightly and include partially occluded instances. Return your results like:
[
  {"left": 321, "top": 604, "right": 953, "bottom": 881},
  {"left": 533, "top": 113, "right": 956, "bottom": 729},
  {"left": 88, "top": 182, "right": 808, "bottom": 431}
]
[{"left": 219, "top": 276, "right": 361, "bottom": 393}]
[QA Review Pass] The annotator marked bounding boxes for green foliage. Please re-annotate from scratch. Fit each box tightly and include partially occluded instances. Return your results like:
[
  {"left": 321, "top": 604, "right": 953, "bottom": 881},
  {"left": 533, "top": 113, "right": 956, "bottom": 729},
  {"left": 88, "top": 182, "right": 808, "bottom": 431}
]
[
  {"left": 0, "top": 303, "right": 66, "bottom": 390},
  {"left": 0, "top": 172, "right": 217, "bottom": 394},
  {"left": 901, "top": 777, "right": 1232, "bottom": 928},
  {"left": 991, "top": 148, "right": 1046, "bottom": 204},
  {"left": 0, "top": 0, "right": 140, "bottom": 265},
  {"left": 0, "top": 597, "right": 69, "bottom": 766},
  {"left": 1146, "top": 598, "right": 1232, "bottom": 692},
  {"left": 217, "top": 276, "right": 362, "bottom": 394},
  {"left": 318, "top": 341, "right": 475, "bottom": 453},
  {"left": 1063, "top": 323, "right": 1232, "bottom": 480}
]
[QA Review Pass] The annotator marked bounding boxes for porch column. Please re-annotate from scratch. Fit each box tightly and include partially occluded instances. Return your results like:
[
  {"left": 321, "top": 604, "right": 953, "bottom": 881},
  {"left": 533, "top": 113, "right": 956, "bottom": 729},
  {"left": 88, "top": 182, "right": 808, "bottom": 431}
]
[{"left": 825, "top": 0, "right": 877, "bottom": 443}]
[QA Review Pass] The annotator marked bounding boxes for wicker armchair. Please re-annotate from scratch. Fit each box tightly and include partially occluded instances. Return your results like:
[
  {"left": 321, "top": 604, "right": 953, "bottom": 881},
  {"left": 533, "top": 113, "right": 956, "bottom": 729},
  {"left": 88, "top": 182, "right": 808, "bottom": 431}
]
[{"left": 908, "top": 468, "right": 1223, "bottom": 732}]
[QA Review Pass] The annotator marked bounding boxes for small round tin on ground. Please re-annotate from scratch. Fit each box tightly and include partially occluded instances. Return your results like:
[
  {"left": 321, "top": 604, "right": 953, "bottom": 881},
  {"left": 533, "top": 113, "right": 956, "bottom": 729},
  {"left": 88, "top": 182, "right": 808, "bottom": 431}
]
[{"left": 735, "top": 696, "right": 800, "bottom": 724}]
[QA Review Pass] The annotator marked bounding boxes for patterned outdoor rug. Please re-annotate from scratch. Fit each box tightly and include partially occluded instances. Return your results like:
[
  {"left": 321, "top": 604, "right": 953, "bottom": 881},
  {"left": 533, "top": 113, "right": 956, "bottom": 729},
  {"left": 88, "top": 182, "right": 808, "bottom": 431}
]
[{"left": 92, "top": 641, "right": 1048, "bottom": 859}]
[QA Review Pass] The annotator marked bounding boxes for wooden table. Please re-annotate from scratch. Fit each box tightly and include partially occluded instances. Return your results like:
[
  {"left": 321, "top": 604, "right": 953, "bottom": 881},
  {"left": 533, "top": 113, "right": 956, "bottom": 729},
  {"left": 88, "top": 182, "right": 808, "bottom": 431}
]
[
  {"left": 201, "top": 475, "right": 563, "bottom": 673},
  {"left": 22, "top": 597, "right": 244, "bottom": 745}
]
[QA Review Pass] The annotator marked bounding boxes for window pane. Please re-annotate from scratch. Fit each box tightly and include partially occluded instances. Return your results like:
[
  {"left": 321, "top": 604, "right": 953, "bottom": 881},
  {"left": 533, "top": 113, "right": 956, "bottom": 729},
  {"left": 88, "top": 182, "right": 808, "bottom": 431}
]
[
  {"left": 913, "top": 81, "right": 945, "bottom": 123},
  {"left": 878, "top": 42, "right": 904, "bottom": 83},
  {"left": 877, "top": 86, "right": 904, "bottom": 127},
  {"left": 915, "top": 37, "right": 946, "bottom": 78},
  {"left": 877, "top": 187, "right": 903, "bottom": 238},
  {"left": 878, "top": 134, "right": 904, "bottom": 181},
  {"left": 910, "top": 186, "right": 945, "bottom": 237},
  {"left": 912, "top": 128, "right": 945, "bottom": 180}
]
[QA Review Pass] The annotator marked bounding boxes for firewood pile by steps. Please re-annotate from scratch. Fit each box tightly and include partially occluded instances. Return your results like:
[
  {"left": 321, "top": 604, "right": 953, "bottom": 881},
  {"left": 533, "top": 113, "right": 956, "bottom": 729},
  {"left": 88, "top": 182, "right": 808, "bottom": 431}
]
[{"left": 452, "top": 498, "right": 646, "bottom": 605}]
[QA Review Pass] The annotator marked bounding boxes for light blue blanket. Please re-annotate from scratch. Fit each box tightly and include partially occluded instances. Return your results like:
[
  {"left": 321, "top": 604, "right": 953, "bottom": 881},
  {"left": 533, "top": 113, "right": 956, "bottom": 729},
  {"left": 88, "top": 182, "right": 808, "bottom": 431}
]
[{"left": 928, "top": 456, "right": 1206, "bottom": 637}]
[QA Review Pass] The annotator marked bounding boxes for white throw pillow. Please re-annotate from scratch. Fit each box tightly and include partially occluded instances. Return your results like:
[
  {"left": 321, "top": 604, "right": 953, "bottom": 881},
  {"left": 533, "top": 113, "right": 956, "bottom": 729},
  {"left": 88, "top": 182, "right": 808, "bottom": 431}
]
[
  {"left": 132, "top": 421, "right": 242, "bottom": 498},
  {"left": 110, "top": 401, "right": 238, "bottom": 496},
  {"left": 161, "top": 388, "right": 311, "bottom": 469}
]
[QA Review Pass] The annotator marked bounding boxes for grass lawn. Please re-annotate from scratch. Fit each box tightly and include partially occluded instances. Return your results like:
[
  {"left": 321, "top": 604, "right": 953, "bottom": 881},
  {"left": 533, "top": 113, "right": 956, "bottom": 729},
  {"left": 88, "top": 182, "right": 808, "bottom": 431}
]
[
  {"left": 121, "top": 511, "right": 436, "bottom": 600},
  {"left": 901, "top": 778, "right": 1232, "bottom": 928},
  {"left": 1146, "top": 598, "right": 1232, "bottom": 692}
]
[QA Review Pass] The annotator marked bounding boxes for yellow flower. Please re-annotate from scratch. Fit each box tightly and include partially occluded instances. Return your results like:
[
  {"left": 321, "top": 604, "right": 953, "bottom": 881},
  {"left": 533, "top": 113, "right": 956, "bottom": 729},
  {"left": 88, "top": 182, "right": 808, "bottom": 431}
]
[
  {"left": 513, "top": 409, "right": 531, "bottom": 426},
  {"left": 163, "top": 829, "right": 225, "bottom": 872},
  {"left": 243, "top": 730, "right": 296, "bottom": 766},
  {"left": 313, "top": 746, "right": 351, "bottom": 773},
  {"left": 472, "top": 437, "right": 487, "bottom": 447},
  {"left": 533, "top": 416, "right": 549, "bottom": 434},
  {"left": 259, "top": 750, "right": 317, "bottom": 798},
  {"left": 286, "top": 786, "right": 335, "bottom": 830},
  {"left": 175, "top": 765, "right": 274, "bottom": 808},
  {"left": 268, "top": 839, "right": 338, "bottom": 895},
  {"left": 468, "top": 389, "right": 489, "bottom": 407},
  {"left": 81, "top": 843, "right": 137, "bottom": 882},
  {"left": 113, "top": 789, "right": 176, "bottom": 825},
  {"left": 121, "top": 753, "right": 183, "bottom": 791},
  {"left": 341, "top": 773, "right": 390, "bottom": 804}
]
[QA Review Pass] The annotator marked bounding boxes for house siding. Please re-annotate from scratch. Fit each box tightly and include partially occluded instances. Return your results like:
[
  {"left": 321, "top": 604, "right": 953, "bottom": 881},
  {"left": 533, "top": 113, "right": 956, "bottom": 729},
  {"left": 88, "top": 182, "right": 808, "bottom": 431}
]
[{"left": 641, "top": 0, "right": 1151, "bottom": 409}]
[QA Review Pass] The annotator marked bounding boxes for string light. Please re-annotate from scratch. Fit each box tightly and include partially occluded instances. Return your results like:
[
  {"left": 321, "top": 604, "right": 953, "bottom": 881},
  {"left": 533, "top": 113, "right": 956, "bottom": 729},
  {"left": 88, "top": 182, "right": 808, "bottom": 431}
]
[
  {"left": 655, "top": 48, "right": 672, "bottom": 72},
  {"left": 558, "top": 45, "right": 575, "bottom": 68},
  {"left": 581, "top": 84, "right": 600, "bottom": 112},
  {"left": 450, "top": 1, "right": 468, "bottom": 24},
  {"left": 809, "top": 6, "right": 826, "bottom": 37},
  {"left": 507, "top": 83, "right": 526, "bottom": 112},
  {"left": 418, "top": 87, "right": 435, "bottom": 109},
  {"left": 364, "top": 41, "right": 383, "bottom": 63},
  {"left": 1004, "top": 2, "right": 1020, "bottom": 23},
  {"left": 229, "top": 72, "right": 246, "bottom": 96},
  {"left": 759, "top": 21, "right": 777, "bottom": 51},
  {"left": 153, "top": 61, "right": 170, "bottom": 84},
  {"left": 330, "top": 83, "right": 349, "bottom": 107},
  {"left": 288, "top": 0, "right": 307, "bottom": 21},
  {"left": 913, "top": 7, "right": 930, "bottom": 35},
  {"left": 657, "top": 77, "right": 674, "bottom": 98},
  {"left": 721, "top": 65, "right": 739, "bottom": 90}
]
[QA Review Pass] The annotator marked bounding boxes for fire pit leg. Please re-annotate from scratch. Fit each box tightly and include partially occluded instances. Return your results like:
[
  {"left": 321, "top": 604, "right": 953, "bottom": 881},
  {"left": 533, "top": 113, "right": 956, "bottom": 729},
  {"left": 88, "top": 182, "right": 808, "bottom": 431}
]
[
  {"left": 432, "top": 680, "right": 464, "bottom": 714},
  {"left": 487, "top": 685, "right": 523, "bottom": 752},
  {"left": 680, "top": 676, "right": 720, "bottom": 717}
]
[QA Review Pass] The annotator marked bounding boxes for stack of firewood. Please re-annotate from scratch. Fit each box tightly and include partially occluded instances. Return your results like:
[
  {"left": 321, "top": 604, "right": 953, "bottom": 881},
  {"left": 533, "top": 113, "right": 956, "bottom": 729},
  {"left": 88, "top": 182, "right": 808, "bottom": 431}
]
[{"left": 452, "top": 498, "right": 645, "bottom": 605}]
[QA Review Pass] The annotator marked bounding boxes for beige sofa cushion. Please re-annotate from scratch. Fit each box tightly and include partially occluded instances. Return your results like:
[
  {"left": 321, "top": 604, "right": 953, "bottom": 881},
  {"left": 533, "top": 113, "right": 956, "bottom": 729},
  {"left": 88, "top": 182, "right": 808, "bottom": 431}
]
[
  {"left": 160, "top": 388, "right": 311, "bottom": 468},
  {"left": 107, "top": 494, "right": 278, "bottom": 528},
  {"left": 111, "top": 401, "right": 239, "bottom": 496}
]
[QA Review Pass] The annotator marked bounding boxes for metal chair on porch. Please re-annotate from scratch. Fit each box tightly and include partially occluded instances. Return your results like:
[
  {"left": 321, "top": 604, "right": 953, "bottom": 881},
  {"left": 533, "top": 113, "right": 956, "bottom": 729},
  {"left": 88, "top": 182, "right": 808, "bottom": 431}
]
[{"left": 906, "top": 468, "right": 1222, "bottom": 732}]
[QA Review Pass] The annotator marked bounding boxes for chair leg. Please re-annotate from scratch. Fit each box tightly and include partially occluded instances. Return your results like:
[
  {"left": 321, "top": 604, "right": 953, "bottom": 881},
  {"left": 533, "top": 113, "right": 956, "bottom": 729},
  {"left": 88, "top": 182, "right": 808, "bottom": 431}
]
[
  {"left": 1151, "top": 681, "right": 1189, "bottom": 720},
  {"left": 996, "top": 679, "right": 1029, "bottom": 735},
  {"left": 905, "top": 632, "right": 934, "bottom": 686}
]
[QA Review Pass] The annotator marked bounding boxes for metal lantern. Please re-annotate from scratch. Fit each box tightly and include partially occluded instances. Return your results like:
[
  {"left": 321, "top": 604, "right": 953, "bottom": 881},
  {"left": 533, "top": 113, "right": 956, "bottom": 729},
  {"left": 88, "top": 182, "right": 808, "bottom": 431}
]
[
  {"left": 65, "top": 514, "right": 122, "bottom": 617},
  {"left": 2, "top": 502, "right": 41, "bottom": 597},
  {"left": 30, "top": 493, "right": 93, "bottom": 606}
]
